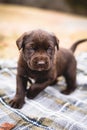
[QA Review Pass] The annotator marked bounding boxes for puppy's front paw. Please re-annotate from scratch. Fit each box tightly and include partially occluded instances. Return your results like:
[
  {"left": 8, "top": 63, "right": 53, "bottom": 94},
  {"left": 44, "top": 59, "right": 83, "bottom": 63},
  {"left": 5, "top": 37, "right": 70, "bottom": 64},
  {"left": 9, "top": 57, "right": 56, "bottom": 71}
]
[
  {"left": 9, "top": 97, "right": 25, "bottom": 109},
  {"left": 26, "top": 90, "right": 36, "bottom": 99},
  {"left": 26, "top": 87, "right": 39, "bottom": 99}
]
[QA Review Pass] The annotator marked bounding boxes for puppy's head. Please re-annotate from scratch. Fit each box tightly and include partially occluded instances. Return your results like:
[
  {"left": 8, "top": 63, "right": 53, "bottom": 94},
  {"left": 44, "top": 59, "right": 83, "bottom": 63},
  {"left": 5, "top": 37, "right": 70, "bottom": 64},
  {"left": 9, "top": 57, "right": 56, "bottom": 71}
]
[{"left": 16, "top": 29, "right": 59, "bottom": 71}]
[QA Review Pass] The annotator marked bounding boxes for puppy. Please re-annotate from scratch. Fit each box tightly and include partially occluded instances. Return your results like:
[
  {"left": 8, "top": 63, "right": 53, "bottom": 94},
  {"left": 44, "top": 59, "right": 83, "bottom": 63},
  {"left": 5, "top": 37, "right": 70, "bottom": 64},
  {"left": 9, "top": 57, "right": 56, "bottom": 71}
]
[{"left": 9, "top": 29, "right": 87, "bottom": 108}]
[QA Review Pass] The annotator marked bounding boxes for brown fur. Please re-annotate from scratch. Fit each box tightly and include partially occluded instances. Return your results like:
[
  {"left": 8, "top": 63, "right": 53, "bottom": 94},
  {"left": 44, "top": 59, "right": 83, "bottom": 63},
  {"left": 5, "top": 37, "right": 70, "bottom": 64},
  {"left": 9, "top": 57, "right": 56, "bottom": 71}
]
[{"left": 9, "top": 29, "right": 87, "bottom": 108}]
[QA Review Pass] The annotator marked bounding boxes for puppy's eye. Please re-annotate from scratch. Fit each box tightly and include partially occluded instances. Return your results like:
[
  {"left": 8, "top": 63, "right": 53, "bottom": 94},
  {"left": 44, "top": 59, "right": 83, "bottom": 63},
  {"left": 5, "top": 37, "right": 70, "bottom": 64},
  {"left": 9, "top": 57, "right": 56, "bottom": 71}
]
[
  {"left": 47, "top": 47, "right": 52, "bottom": 54},
  {"left": 26, "top": 47, "right": 34, "bottom": 53}
]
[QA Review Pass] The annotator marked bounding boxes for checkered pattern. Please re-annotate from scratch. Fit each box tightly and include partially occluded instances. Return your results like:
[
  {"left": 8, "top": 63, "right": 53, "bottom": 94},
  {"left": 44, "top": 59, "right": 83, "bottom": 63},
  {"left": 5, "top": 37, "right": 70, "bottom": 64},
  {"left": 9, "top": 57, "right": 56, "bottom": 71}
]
[{"left": 0, "top": 53, "right": 87, "bottom": 130}]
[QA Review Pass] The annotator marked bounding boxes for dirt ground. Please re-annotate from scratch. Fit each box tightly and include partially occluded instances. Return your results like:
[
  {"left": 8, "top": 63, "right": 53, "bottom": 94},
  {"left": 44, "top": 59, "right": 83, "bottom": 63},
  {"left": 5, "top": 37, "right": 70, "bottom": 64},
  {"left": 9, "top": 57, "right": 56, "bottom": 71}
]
[{"left": 0, "top": 4, "right": 87, "bottom": 59}]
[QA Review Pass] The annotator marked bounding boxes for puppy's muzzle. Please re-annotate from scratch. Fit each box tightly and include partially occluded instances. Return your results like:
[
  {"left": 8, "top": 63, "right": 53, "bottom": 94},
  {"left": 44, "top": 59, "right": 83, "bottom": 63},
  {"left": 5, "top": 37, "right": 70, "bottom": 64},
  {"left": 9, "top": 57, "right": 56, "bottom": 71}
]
[{"left": 30, "top": 56, "right": 51, "bottom": 71}]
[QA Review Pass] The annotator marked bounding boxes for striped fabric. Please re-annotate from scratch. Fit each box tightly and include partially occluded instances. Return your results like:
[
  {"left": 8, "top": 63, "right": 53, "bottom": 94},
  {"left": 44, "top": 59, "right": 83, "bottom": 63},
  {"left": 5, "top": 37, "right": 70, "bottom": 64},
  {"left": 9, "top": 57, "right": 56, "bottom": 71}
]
[{"left": 0, "top": 53, "right": 87, "bottom": 130}]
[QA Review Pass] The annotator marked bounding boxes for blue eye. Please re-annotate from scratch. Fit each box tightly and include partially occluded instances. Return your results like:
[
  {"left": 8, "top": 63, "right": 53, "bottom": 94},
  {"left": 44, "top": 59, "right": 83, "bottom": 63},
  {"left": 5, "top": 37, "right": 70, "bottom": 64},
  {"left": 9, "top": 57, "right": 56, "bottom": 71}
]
[
  {"left": 29, "top": 47, "right": 34, "bottom": 51},
  {"left": 47, "top": 47, "right": 52, "bottom": 54},
  {"left": 25, "top": 47, "right": 35, "bottom": 54}
]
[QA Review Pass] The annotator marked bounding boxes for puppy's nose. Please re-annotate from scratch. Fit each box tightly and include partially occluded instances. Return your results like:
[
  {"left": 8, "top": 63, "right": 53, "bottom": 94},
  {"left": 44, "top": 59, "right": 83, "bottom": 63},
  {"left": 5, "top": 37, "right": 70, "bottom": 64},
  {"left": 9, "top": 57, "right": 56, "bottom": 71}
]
[{"left": 37, "top": 61, "right": 45, "bottom": 65}]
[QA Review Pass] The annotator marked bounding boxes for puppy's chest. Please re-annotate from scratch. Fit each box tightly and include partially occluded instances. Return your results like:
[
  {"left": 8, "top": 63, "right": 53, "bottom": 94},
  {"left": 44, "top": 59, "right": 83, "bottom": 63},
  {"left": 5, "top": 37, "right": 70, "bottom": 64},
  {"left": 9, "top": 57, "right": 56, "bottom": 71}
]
[{"left": 27, "top": 70, "right": 48, "bottom": 81}]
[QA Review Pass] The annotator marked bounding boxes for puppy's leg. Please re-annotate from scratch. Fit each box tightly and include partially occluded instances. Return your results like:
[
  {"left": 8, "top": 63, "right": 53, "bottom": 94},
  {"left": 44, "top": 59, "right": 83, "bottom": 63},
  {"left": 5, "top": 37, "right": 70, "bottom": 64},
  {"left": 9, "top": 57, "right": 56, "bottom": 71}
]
[
  {"left": 26, "top": 79, "right": 55, "bottom": 99},
  {"left": 9, "top": 75, "right": 27, "bottom": 108},
  {"left": 61, "top": 64, "right": 76, "bottom": 95},
  {"left": 49, "top": 79, "right": 58, "bottom": 86}
]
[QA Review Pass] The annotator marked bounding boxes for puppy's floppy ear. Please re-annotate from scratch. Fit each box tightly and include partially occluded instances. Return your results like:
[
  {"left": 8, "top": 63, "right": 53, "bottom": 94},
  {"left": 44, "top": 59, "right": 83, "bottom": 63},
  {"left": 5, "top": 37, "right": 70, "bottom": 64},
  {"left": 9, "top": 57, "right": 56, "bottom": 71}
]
[
  {"left": 16, "top": 32, "right": 28, "bottom": 50},
  {"left": 52, "top": 35, "right": 59, "bottom": 50}
]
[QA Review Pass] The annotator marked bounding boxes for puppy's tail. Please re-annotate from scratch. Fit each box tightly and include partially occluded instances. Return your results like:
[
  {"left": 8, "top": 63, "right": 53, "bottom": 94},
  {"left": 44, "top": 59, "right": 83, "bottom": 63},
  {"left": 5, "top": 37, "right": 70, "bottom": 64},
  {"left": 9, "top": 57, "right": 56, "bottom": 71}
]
[{"left": 70, "top": 39, "right": 87, "bottom": 53}]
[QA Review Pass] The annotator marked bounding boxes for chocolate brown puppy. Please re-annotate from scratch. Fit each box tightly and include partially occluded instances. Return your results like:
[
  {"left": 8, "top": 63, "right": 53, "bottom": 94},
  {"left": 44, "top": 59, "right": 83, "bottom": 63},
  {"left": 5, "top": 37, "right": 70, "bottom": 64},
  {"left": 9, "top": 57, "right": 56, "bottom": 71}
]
[{"left": 9, "top": 29, "right": 87, "bottom": 108}]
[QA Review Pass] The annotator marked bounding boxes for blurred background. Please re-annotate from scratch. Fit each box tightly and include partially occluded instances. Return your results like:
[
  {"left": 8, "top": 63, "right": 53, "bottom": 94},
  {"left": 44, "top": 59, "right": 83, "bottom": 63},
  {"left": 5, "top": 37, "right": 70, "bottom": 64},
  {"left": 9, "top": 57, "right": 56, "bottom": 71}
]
[{"left": 0, "top": 0, "right": 87, "bottom": 59}]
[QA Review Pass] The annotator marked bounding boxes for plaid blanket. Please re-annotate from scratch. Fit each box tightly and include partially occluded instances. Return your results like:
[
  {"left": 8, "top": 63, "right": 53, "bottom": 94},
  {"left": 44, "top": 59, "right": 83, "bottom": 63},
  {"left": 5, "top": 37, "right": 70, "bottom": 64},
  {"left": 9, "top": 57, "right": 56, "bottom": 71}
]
[{"left": 0, "top": 53, "right": 87, "bottom": 130}]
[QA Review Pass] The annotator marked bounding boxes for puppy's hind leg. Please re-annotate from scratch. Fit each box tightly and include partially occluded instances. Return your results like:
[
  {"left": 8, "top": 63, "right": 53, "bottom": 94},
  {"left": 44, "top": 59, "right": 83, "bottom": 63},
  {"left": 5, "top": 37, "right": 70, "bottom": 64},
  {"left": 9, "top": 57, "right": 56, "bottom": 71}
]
[{"left": 61, "top": 63, "right": 77, "bottom": 95}]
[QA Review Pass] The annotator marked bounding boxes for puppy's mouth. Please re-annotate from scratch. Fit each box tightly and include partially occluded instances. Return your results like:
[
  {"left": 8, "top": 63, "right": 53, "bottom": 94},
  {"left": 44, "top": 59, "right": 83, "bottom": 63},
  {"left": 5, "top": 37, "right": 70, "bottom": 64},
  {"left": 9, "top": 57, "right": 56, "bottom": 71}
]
[{"left": 28, "top": 57, "right": 51, "bottom": 71}]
